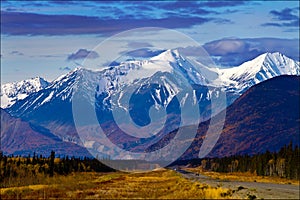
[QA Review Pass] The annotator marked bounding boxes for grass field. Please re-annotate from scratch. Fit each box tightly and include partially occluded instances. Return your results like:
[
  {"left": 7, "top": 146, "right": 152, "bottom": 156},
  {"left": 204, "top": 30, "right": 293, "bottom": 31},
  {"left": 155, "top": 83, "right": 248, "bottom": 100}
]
[{"left": 1, "top": 169, "right": 234, "bottom": 199}]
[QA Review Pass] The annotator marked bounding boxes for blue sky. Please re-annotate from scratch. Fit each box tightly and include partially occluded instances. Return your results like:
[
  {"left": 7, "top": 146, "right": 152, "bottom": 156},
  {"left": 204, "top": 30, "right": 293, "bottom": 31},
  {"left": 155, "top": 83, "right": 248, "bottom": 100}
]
[{"left": 1, "top": 0, "right": 299, "bottom": 83}]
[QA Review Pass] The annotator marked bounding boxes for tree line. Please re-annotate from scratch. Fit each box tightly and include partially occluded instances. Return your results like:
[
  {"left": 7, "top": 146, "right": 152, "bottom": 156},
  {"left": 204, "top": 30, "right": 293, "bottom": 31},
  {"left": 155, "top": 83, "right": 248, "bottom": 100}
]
[
  {"left": 188, "top": 142, "right": 299, "bottom": 180},
  {"left": 0, "top": 151, "right": 114, "bottom": 187}
]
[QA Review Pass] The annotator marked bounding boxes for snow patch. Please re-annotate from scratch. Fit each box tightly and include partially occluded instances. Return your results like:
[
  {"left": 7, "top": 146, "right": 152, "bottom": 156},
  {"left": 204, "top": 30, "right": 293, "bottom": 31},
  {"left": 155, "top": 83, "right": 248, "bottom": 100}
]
[{"left": 41, "top": 91, "right": 54, "bottom": 105}]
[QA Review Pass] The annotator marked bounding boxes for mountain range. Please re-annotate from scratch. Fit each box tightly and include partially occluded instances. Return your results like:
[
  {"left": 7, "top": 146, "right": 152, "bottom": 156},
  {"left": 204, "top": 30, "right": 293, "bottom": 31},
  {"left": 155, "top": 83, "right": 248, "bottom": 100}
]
[
  {"left": 2, "top": 51, "right": 299, "bottom": 109},
  {"left": 1, "top": 50, "right": 299, "bottom": 158}
]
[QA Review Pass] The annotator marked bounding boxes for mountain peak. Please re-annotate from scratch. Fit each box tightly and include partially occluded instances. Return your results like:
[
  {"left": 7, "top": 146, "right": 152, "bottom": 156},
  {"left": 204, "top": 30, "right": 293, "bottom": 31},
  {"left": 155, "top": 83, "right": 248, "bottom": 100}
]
[
  {"left": 1, "top": 76, "right": 50, "bottom": 108},
  {"left": 258, "top": 51, "right": 277, "bottom": 61},
  {"left": 262, "top": 52, "right": 295, "bottom": 66},
  {"left": 218, "top": 52, "right": 299, "bottom": 93},
  {"left": 150, "top": 49, "right": 181, "bottom": 62},
  {"left": 32, "top": 76, "right": 49, "bottom": 87},
  {"left": 53, "top": 67, "right": 92, "bottom": 83},
  {"left": 264, "top": 51, "right": 283, "bottom": 58}
]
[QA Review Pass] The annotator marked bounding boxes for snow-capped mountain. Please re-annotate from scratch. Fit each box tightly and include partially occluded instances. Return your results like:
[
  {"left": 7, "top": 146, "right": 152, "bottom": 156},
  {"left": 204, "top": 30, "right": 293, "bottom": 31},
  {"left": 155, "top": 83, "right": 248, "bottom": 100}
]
[
  {"left": 9, "top": 49, "right": 214, "bottom": 115},
  {"left": 4, "top": 50, "right": 300, "bottom": 154},
  {"left": 6, "top": 50, "right": 300, "bottom": 123},
  {"left": 1, "top": 77, "right": 50, "bottom": 108},
  {"left": 216, "top": 52, "right": 300, "bottom": 93},
  {"left": 7, "top": 50, "right": 220, "bottom": 144},
  {"left": 6, "top": 68, "right": 99, "bottom": 143}
]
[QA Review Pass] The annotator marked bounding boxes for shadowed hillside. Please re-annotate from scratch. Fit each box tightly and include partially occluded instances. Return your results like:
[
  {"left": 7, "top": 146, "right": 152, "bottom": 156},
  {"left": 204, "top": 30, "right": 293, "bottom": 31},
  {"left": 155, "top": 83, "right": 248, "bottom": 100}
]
[{"left": 150, "top": 75, "right": 300, "bottom": 159}]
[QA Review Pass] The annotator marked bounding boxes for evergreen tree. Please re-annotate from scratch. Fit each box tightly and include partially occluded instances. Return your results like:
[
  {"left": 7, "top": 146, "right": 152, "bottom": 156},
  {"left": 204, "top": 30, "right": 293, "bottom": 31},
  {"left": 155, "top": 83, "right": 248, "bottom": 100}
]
[{"left": 49, "top": 151, "right": 55, "bottom": 177}]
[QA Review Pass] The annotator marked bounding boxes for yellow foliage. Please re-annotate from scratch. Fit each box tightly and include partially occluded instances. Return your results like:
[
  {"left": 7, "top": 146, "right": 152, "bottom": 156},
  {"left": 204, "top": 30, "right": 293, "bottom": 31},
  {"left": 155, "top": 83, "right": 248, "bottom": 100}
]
[{"left": 1, "top": 170, "right": 233, "bottom": 199}]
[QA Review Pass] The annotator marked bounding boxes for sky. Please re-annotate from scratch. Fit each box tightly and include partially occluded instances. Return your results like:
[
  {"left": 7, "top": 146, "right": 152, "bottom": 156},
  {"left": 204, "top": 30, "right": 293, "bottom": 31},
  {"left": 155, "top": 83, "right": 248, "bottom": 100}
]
[{"left": 1, "top": 0, "right": 299, "bottom": 83}]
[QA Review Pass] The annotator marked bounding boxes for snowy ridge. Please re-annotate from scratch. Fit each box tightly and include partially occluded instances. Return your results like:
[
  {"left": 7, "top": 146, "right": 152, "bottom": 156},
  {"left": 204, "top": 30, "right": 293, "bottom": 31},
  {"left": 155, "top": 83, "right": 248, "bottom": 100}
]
[
  {"left": 9, "top": 67, "right": 102, "bottom": 114},
  {"left": 95, "top": 49, "right": 208, "bottom": 109},
  {"left": 214, "top": 52, "right": 299, "bottom": 92},
  {"left": 3, "top": 51, "right": 300, "bottom": 112},
  {"left": 1, "top": 77, "right": 50, "bottom": 108}
]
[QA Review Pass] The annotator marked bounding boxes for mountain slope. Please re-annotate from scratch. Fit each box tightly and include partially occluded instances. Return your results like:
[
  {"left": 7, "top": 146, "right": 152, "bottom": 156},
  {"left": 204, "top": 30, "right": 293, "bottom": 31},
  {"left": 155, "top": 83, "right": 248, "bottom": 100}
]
[
  {"left": 0, "top": 109, "right": 91, "bottom": 156},
  {"left": 182, "top": 75, "right": 300, "bottom": 158},
  {"left": 1, "top": 77, "right": 50, "bottom": 108}
]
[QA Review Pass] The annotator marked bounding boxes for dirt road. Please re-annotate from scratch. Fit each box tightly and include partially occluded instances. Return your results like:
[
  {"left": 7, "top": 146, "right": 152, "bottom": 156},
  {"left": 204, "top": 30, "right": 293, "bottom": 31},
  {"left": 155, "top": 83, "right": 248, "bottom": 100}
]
[{"left": 176, "top": 169, "right": 299, "bottom": 199}]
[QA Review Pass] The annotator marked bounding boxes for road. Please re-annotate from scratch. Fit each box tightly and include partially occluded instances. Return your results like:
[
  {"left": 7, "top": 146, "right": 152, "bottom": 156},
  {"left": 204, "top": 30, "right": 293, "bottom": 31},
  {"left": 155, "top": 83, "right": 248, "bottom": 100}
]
[{"left": 175, "top": 169, "right": 300, "bottom": 199}]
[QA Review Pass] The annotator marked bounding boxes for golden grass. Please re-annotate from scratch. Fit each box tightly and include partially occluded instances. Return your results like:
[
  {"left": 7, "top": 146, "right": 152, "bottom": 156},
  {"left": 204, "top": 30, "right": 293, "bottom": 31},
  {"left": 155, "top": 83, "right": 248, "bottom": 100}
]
[
  {"left": 185, "top": 167, "right": 300, "bottom": 185},
  {"left": 1, "top": 169, "right": 233, "bottom": 199},
  {"left": 1, "top": 184, "right": 52, "bottom": 193}
]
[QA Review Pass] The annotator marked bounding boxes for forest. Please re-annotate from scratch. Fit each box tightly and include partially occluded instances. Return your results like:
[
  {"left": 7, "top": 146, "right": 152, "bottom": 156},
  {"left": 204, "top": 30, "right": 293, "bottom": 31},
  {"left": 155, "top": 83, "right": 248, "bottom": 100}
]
[
  {"left": 180, "top": 142, "right": 299, "bottom": 180},
  {"left": 0, "top": 151, "right": 114, "bottom": 188}
]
